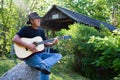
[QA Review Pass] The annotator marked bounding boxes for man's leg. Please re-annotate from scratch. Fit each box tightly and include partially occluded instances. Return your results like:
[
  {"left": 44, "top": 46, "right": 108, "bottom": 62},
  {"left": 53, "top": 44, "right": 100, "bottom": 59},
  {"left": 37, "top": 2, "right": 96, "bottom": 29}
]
[
  {"left": 24, "top": 54, "right": 43, "bottom": 68},
  {"left": 39, "top": 52, "right": 62, "bottom": 80},
  {"left": 24, "top": 52, "right": 62, "bottom": 80},
  {"left": 24, "top": 53, "right": 50, "bottom": 80},
  {"left": 40, "top": 52, "right": 62, "bottom": 67}
]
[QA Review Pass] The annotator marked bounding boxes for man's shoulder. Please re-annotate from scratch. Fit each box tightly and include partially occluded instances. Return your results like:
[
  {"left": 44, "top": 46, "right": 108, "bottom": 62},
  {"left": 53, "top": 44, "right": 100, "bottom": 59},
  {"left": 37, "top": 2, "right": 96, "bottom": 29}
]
[
  {"left": 22, "top": 26, "right": 31, "bottom": 29},
  {"left": 20, "top": 26, "right": 32, "bottom": 30}
]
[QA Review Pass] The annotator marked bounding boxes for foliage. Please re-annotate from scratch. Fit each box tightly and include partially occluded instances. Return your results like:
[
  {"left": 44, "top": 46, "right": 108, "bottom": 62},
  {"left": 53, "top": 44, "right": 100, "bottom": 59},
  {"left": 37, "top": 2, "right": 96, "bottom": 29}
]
[
  {"left": 56, "top": 23, "right": 120, "bottom": 80},
  {"left": 0, "top": 0, "right": 18, "bottom": 57},
  {"left": 88, "top": 30, "right": 120, "bottom": 71}
]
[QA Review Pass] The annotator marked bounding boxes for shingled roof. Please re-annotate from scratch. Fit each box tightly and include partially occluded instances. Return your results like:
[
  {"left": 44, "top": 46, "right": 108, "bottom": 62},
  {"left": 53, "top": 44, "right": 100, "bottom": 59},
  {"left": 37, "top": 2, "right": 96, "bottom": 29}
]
[{"left": 41, "top": 5, "right": 117, "bottom": 31}]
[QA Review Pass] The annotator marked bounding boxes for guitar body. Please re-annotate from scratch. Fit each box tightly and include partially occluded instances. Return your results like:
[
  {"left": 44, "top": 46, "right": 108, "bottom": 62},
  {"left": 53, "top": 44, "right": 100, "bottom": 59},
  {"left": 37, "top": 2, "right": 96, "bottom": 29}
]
[{"left": 14, "top": 36, "right": 45, "bottom": 60}]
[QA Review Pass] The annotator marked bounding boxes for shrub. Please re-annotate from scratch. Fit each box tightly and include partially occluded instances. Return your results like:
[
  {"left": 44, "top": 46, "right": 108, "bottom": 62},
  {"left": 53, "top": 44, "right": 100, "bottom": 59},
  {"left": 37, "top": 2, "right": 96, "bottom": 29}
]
[{"left": 56, "top": 23, "right": 120, "bottom": 80}]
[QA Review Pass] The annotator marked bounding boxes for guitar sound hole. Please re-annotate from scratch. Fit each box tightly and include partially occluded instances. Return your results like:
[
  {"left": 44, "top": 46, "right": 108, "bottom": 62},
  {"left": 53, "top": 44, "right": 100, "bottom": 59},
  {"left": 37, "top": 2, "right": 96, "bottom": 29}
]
[
  {"left": 33, "top": 42, "right": 38, "bottom": 46},
  {"left": 25, "top": 48, "right": 28, "bottom": 51}
]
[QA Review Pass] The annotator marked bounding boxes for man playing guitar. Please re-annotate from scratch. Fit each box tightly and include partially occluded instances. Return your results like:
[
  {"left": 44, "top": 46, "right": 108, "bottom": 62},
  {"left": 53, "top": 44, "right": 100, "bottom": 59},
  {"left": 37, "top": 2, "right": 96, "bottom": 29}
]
[{"left": 13, "top": 12, "right": 62, "bottom": 80}]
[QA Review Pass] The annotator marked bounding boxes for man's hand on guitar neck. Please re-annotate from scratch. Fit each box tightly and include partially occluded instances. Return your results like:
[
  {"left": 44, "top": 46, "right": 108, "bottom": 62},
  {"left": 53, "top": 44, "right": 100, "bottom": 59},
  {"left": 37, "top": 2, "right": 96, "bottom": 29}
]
[
  {"left": 52, "top": 38, "right": 59, "bottom": 45},
  {"left": 45, "top": 38, "right": 59, "bottom": 47}
]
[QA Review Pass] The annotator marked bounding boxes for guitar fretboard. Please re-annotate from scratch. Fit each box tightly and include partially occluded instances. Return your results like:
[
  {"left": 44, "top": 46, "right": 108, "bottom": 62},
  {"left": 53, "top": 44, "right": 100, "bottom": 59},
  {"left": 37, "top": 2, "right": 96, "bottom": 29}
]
[{"left": 38, "top": 36, "right": 64, "bottom": 44}]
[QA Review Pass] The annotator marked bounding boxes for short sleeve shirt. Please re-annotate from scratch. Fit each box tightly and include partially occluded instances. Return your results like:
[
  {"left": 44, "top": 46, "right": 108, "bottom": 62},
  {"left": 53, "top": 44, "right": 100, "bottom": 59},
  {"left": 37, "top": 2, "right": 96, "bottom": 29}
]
[{"left": 17, "top": 26, "right": 46, "bottom": 40}]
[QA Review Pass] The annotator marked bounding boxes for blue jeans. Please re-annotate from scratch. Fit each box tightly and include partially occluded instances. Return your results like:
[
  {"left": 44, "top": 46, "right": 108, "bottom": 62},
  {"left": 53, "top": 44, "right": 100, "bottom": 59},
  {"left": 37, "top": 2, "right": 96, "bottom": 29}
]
[{"left": 24, "top": 52, "right": 62, "bottom": 80}]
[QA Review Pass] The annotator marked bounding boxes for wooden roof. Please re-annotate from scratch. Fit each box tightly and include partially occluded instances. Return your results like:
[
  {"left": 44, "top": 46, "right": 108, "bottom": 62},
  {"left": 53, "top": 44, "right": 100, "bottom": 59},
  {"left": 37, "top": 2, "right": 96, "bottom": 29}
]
[{"left": 41, "top": 5, "right": 117, "bottom": 31}]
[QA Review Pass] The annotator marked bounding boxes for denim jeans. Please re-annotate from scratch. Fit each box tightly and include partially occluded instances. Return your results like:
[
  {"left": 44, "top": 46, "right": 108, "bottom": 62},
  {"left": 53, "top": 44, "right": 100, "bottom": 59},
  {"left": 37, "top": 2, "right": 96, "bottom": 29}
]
[{"left": 24, "top": 52, "right": 62, "bottom": 80}]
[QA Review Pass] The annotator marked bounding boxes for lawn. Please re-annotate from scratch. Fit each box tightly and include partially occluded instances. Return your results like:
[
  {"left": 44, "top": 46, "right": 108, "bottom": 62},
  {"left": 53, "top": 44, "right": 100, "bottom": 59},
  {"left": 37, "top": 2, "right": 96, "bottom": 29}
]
[{"left": 0, "top": 58, "right": 89, "bottom": 80}]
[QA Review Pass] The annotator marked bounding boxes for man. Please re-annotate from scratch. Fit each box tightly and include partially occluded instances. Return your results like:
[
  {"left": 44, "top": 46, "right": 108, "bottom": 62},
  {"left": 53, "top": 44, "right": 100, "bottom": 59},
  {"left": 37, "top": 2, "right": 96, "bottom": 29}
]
[{"left": 13, "top": 12, "right": 62, "bottom": 80}]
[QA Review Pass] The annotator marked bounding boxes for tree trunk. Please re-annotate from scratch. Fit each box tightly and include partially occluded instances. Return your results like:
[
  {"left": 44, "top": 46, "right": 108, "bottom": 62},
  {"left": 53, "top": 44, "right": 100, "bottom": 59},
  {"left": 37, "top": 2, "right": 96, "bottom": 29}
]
[{"left": 0, "top": 62, "right": 40, "bottom": 80}]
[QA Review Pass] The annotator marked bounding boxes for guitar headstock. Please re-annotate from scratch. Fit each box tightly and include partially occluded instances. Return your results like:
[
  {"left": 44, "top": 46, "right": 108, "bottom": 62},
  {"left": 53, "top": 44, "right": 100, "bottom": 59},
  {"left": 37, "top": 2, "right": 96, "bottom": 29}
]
[{"left": 63, "top": 35, "right": 71, "bottom": 40}]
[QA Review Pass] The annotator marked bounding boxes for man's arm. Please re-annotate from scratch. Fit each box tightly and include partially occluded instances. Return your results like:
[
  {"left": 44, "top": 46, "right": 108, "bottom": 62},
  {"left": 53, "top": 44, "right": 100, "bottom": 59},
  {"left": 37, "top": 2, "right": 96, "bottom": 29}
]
[
  {"left": 13, "top": 35, "right": 28, "bottom": 47},
  {"left": 13, "top": 35, "right": 38, "bottom": 53}
]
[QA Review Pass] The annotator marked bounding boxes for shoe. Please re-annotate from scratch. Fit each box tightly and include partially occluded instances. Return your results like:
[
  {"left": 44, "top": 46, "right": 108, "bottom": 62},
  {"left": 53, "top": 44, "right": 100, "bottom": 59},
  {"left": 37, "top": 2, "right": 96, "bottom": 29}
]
[
  {"left": 36, "top": 64, "right": 51, "bottom": 74},
  {"left": 41, "top": 68, "right": 51, "bottom": 74}
]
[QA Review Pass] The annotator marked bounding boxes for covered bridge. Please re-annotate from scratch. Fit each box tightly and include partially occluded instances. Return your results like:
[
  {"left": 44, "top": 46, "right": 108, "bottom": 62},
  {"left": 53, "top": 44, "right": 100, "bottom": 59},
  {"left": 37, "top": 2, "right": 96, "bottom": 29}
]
[{"left": 41, "top": 5, "right": 117, "bottom": 31}]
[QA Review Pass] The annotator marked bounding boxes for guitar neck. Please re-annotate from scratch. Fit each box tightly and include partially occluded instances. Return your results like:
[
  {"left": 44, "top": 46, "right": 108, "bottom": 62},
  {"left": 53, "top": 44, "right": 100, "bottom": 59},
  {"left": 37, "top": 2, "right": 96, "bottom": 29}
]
[{"left": 38, "top": 36, "right": 64, "bottom": 45}]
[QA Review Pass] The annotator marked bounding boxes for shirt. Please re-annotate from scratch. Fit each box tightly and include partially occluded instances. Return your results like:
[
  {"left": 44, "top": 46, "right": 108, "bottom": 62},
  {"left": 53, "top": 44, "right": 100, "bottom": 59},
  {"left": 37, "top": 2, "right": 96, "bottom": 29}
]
[{"left": 17, "top": 26, "right": 46, "bottom": 40}]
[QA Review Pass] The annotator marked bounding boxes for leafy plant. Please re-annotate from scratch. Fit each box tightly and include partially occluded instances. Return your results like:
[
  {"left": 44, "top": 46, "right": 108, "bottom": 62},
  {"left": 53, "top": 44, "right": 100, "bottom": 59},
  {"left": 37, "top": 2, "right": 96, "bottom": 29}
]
[
  {"left": 88, "top": 29, "right": 120, "bottom": 71},
  {"left": 56, "top": 23, "right": 120, "bottom": 80}
]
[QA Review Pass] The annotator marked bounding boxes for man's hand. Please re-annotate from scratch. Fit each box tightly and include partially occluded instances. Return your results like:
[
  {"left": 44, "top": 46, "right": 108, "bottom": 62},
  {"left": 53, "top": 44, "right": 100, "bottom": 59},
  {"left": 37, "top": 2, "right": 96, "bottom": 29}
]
[
  {"left": 45, "top": 38, "right": 59, "bottom": 47},
  {"left": 52, "top": 38, "right": 59, "bottom": 45},
  {"left": 26, "top": 43, "right": 38, "bottom": 53}
]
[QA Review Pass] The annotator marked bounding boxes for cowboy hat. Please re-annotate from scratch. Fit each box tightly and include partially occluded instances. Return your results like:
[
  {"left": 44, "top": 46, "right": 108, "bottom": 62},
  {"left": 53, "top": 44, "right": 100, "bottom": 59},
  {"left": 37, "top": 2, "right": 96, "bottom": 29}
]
[{"left": 27, "top": 12, "right": 42, "bottom": 24}]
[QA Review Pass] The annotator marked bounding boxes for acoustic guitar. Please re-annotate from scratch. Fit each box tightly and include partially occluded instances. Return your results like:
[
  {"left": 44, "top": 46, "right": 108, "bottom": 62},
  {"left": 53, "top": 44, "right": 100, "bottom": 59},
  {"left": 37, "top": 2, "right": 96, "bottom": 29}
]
[{"left": 14, "top": 35, "right": 71, "bottom": 59}]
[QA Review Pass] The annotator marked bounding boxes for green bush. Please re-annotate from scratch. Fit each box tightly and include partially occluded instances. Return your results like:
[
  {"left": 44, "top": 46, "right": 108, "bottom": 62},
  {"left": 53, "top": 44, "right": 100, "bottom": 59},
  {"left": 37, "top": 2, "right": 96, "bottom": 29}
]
[
  {"left": 56, "top": 23, "right": 120, "bottom": 80},
  {"left": 88, "top": 34, "right": 120, "bottom": 71}
]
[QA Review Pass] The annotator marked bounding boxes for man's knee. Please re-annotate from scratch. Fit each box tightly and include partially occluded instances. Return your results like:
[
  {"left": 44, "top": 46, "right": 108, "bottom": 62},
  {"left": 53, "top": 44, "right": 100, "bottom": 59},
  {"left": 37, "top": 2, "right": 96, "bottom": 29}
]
[{"left": 54, "top": 53, "right": 62, "bottom": 59}]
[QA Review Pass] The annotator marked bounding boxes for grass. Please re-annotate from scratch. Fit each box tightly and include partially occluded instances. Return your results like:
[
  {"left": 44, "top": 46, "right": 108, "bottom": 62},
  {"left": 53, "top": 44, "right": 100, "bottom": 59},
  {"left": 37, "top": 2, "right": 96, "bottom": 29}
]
[
  {"left": 0, "top": 58, "right": 20, "bottom": 76},
  {"left": 51, "top": 63, "right": 89, "bottom": 80},
  {"left": 0, "top": 58, "right": 89, "bottom": 80}
]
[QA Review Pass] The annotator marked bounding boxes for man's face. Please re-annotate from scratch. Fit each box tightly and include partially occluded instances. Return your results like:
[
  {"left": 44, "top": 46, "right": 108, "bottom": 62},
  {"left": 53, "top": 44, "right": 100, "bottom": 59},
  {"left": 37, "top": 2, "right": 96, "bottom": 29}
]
[{"left": 30, "top": 18, "right": 40, "bottom": 27}]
